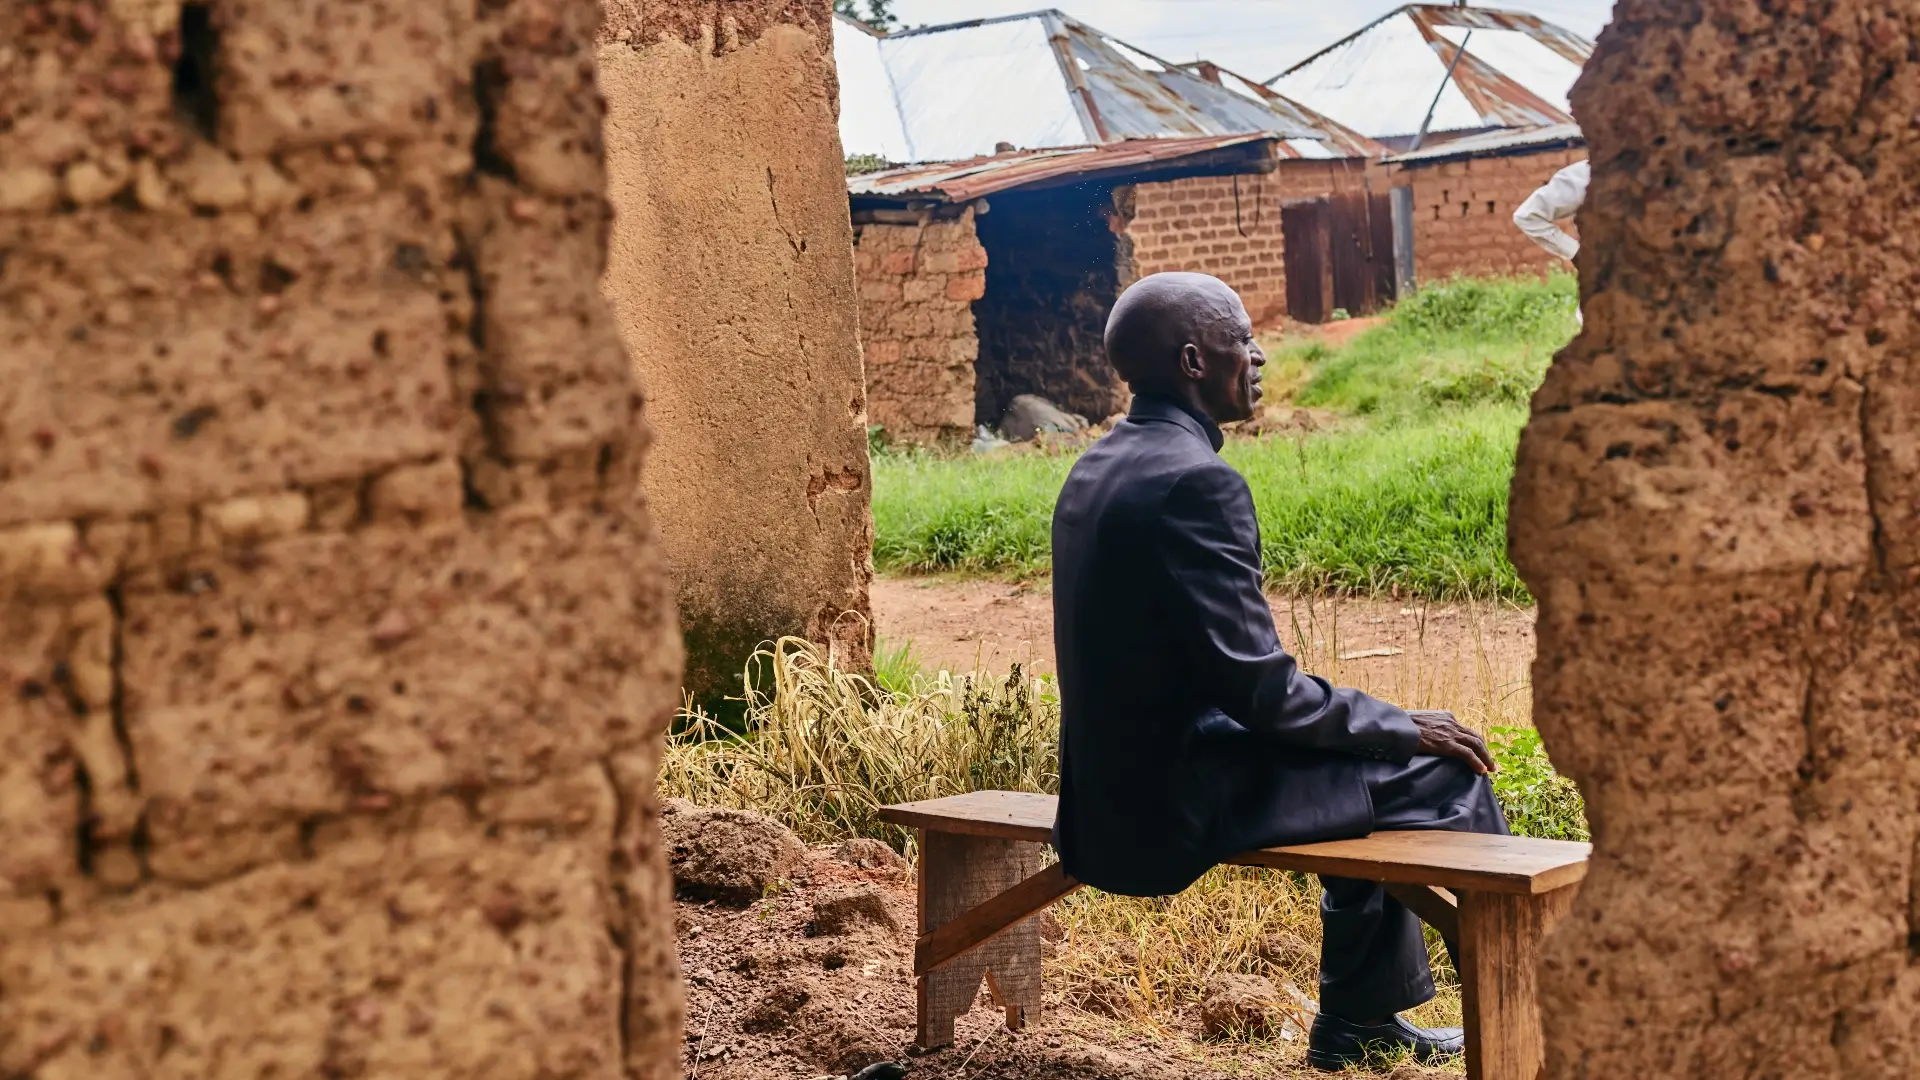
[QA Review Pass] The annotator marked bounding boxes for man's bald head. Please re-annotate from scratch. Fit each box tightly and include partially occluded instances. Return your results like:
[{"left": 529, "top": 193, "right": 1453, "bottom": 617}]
[
  {"left": 1105, "top": 273, "right": 1246, "bottom": 390},
  {"left": 1104, "top": 272, "right": 1265, "bottom": 424}
]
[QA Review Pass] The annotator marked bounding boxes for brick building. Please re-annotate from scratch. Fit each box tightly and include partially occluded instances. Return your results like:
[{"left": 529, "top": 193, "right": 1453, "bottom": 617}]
[
  {"left": 1380, "top": 125, "right": 1584, "bottom": 282},
  {"left": 852, "top": 136, "right": 1297, "bottom": 443},
  {"left": 838, "top": 7, "right": 1595, "bottom": 443},
  {"left": 1123, "top": 159, "right": 1376, "bottom": 325}
]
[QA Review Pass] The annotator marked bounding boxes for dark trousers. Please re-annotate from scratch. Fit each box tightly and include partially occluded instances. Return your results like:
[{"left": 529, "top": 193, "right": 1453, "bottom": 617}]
[{"left": 1316, "top": 754, "right": 1510, "bottom": 1019}]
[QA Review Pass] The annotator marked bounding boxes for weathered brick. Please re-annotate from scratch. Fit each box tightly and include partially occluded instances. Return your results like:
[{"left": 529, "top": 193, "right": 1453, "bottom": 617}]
[{"left": 945, "top": 271, "right": 986, "bottom": 301}]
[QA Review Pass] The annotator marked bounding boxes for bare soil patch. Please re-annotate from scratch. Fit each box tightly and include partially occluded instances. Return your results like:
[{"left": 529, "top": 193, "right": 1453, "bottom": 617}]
[
  {"left": 676, "top": 844, "right": 1454, "bottom": 1080},
  {"left": 872, "top": 576, "right": 1536, "bottom": 723}
]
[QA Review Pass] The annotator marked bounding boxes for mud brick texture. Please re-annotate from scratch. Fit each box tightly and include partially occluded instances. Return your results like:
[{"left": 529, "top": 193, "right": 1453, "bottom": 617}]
[
  {"left": 0, "top": 2, "right": 684, "bottom": 1077},
  {"left": 853, "top": 210, "right": 985, "bottom": 443},
  {"left": 1123, "top": 160, "right": 1374, "bottom": 324},
  {"left": 1511, "top": 1, "right": 1920, "bottom": 1076},
  {"left": 1387, "top": 146, "right": 1584, "bottom": 284}
]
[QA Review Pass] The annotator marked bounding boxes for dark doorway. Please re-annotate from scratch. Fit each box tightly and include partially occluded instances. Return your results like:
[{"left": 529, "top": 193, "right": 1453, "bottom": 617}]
[{"left": 972, "top": 184, "right": 1131, "bottom": 428}]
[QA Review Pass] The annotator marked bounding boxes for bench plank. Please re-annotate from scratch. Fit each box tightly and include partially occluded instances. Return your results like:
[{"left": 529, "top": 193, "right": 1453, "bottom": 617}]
[
  {"left": 882, "top": 790, "right": 1055, "bottom": 844},
  {"left": 880, "top": 791, "right": 1589, "bottom": 896}
]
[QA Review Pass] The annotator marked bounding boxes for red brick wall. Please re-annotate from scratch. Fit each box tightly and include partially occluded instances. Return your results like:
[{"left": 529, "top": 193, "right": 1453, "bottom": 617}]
[
  {"left": 1122, "top": 161, "right": 1373, "bottom": 323},
  {"left": 1388, "top": 147, "right": 1585, "bottom": 283},
  {"left": 851, "top": 209, "right": 986, "bottom": 443}
]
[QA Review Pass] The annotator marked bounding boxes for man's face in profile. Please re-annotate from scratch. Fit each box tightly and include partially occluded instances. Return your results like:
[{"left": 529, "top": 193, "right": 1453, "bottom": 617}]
[{"left": 1193, "top": 294, "right": 1265, "bottom": 424}]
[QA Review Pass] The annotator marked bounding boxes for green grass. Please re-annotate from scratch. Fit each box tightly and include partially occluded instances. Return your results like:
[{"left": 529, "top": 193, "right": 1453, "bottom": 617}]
[
  {"left": 871, "top": 273, "right": 1578, "bottom": 602},
  {"left": 874, "top": 408, "right": 1526, "bottom": 598},
  {"left": 1296, "top": 273, "right": 1576, "bottom": 418}
]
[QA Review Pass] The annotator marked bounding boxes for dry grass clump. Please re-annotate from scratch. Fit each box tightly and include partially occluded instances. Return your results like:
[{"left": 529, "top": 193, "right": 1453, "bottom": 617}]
[{"left": 661, "top": 636, "right": 1057, "bottom": 848}]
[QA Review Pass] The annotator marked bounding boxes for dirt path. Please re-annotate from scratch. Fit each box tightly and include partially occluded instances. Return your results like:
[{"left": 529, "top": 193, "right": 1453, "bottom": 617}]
[{"left": 872, "top": 576, "right": 1537, "bottom": 725}]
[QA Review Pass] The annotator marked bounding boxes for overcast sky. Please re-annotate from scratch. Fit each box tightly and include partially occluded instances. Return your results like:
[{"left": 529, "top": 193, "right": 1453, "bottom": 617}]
[{"left": 885, "top": 1, "right": 1618, "bottom": 80}]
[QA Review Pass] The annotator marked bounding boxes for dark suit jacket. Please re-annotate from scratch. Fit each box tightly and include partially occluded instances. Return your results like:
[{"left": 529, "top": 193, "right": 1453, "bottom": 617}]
[{"left": 1050, "top": 395, "right": 1420, "bottom": 897}]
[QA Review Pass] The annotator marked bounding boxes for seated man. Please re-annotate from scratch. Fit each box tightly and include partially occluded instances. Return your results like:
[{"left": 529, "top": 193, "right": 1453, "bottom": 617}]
[{"left": 1050, "top": 272, "right": 1508, "bottom": 1071}]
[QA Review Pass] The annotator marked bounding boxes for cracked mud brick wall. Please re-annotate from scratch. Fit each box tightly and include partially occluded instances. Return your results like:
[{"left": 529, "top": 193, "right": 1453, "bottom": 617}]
[
  {"left": 853, "top": 209, "right": 986, "bottom": 445},
  {"left": 0, "top": 2, "right": 683, "bottom": 1077},
  {"left": 599, "top": 0, "right": 873, "bottom": 704},
  {"left": 1510, "top": 1, "right": 1920, "bottom": 1075},
  {"left": 973, "top": 184, "right": 1132, "bottom": 428}
]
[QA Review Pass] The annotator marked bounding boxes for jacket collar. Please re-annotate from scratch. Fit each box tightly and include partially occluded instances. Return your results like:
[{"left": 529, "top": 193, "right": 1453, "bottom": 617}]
[{"left": 1128, "top": 393, "right": 1224, "bottom": 453}]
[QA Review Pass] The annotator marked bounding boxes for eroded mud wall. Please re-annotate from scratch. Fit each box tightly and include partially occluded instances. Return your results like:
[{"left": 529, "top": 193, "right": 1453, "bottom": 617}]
[
  {"left": 600, "top": 2, "right": 873, "bottom": 703},
  {"left": 854, "top": 208, "right": 986, "bottom": 445},
  {"left": 1511, "top": 2, "right": 1920, "bottom": 1075},
  {"left": 0, "top": 2, "right": 683, "bottom": 1076}
]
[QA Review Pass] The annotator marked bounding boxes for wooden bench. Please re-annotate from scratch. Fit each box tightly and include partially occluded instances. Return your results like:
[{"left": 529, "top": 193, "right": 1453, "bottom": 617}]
[{"left": 879, "top": 791, "right": 1589, "bottom": 1080}]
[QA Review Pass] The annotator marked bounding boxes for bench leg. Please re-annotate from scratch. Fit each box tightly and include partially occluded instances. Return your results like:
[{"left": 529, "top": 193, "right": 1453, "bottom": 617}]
[
  {"left": 1457, "top": 884, "right": 1579, "bottom": 1080},
  {"left": 914, "top": 829, "right": 1046, "bottom": 1049}
]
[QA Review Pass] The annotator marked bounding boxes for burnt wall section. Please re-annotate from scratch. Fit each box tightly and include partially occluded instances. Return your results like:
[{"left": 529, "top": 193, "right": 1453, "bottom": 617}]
[
  {"left": 973, "top": 184, "right": 1131, "bottom": 428},
  {"left": 1511, "top": 2, "right": 1920, "bottom": 1076},
  {"left": 853, "top": 208, "right": 985, "bottom": 444},
  {"left": 600, "top": 6, "right": 873, "bottom": 704},
  {"left": 0, "top": 2, "right": 683, "bottom": 1078},
  {"left": 1124, "top": 161, "right": 1372, "bottom": 323},
  {"left": 1388, "top": 146, "right": 1583, "bottom": 283}
]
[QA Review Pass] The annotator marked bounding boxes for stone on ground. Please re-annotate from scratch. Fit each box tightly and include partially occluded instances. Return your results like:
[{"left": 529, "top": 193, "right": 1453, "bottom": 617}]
[
  {"left": 1199, "top": 972, "right": 1316, "bottom": 1041},
  {"left": 999, "top": 394, "right": 1088, "bottom": 442},
  {"left": 833, "top": 837, "right": 908, "bottom": 872},
  {"left": 661, "top": 799, "right": 807, "bottom": 904},
  {"left": 810, "top": 883, "right": 897, "bottom": 935}
]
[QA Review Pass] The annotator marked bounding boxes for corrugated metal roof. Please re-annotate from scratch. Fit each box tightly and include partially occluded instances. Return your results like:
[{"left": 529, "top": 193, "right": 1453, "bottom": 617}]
[
  {"left": 1383, "top": 121, "right": 1582, "bottom": 164},
  {"left": 1266, "top": 4, "right": 1592, "bottom": 140},
  {"left": 834, "top": 10, "right": 1322, "bottom": 165},
  {"left": 1178, "top": 61, "right": 1386, "bottom": 160},
  {"left": 847, "top": 134, "right": 1277, "bottom": 203}
]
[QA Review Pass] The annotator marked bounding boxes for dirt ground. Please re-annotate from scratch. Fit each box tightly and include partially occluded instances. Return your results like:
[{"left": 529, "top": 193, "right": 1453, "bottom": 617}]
[
  {"left": 677, "top": 843, "right": 1455, "bottom": 1080},
  {"left": 872, "top": 577, "right": 1537, "bottom": 724}
]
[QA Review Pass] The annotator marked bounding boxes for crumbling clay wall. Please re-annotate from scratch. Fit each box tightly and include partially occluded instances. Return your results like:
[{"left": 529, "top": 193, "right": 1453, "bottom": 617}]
[
  {"left": 1511, "top": 1, "right": 1920, "bottom": 1075},
  {"left": 600, "top": 0, "right": 873, "bottom": 703},
  {"left": 1391, "top": 146, "right": 1583, "bottom": 283},
  {"left": 853, "top": 209, "right": 986, "bottom": 444},
  {"left": 1123, "top": 161, "right": 1371, "bottom": 324},
  {"left": 0, "top": 2, "right": 683, "bottom": 1078}
]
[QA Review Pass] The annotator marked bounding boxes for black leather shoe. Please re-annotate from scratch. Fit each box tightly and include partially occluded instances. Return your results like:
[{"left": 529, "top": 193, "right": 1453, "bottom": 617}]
[{"left": 1305, "top": 1012, "right": 1464, "bottom": 1071}]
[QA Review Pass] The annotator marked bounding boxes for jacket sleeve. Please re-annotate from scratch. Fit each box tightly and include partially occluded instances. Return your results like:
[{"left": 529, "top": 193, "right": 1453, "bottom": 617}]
[
  {"left": 1512, "top": 160, "right": 1588, "bottom": 263},
  {"left": 1158, "top": 464, "right": 1421, "bottom": 762}
]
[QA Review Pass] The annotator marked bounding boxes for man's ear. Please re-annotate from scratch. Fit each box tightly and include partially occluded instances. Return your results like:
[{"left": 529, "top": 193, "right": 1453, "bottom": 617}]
[{"left": 1178, "top": 343, "right": 1204, "bottom": 380}]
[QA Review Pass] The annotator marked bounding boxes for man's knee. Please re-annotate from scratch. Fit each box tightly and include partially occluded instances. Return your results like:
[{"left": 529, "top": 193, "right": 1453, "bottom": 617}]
[{"left": 1413, "top": 755, "right": 1508, "bottom": 835}]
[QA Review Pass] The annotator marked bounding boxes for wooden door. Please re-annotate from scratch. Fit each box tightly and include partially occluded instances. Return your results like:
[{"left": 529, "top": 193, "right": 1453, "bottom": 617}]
[{"left": 1281, "top": 197, "right": 1331, "bottom": 324}]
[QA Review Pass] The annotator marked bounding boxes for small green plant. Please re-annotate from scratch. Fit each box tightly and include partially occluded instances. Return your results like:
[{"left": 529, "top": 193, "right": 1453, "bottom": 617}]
[
  {"left": 872, "top": 636, "right": 925, "bottom": 696},
  {"left": 1489, "top": 726, "right": 1589, "bottom": 841},
  {"left": 1330, "top": 307, "right": 1351, "bottom": 321}
]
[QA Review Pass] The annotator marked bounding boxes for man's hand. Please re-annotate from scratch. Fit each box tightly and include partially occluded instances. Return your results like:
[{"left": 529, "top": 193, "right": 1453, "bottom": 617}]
[{"left": 1408, "top": 710, "right": 1497, "bottom": 775}]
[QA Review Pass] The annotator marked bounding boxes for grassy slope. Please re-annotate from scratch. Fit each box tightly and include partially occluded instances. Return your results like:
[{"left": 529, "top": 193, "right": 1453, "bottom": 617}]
[{"left": 872, "top": 273, "right": 1579, "bottom": 601}]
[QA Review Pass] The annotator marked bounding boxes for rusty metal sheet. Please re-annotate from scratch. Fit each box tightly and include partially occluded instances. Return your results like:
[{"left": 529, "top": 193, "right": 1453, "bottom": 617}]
[
  {"left": 848, "top": 134, "right": 1277, "bottom": 204},
  {"left": 832, "top": 10, "right": 1323, "bottom": 166},
  {"left": 1383, "top": 122, "right": 1583, "bottom": 165},
  {"left": 1266, "top": 4, "right": 1591, "bottom": 140}
]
